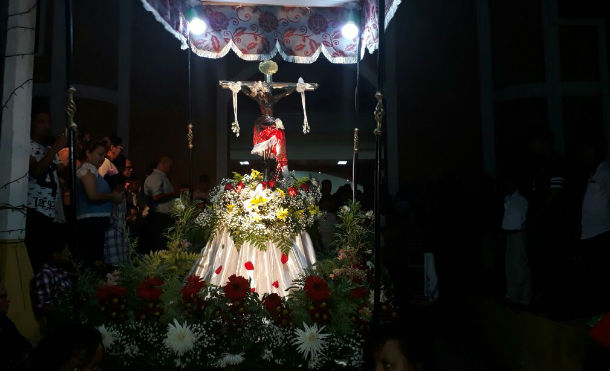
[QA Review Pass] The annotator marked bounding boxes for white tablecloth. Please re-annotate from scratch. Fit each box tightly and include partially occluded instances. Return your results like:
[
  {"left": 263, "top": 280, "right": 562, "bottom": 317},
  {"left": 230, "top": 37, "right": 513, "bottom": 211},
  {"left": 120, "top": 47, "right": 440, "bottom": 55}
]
[{"left": 190, "top": 229, "right": 316, "bottom": 296}]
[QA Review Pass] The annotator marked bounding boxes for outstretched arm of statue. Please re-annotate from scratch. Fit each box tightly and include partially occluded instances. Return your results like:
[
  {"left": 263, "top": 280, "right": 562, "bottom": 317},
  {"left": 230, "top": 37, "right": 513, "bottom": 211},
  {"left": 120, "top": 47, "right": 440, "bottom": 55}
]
[{"left": 273, "top": 87, "right": 296, "bottom": 103}]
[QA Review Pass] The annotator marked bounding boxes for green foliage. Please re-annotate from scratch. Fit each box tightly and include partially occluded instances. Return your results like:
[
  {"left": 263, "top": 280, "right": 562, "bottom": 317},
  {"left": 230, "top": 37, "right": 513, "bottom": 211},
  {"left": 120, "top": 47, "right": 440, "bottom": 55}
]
[
  {"left": 166, "top": 193, "right": 207, "bottom": 253},
  {"left": 332, "top": 201, "right": 373, "bottom": 253}
]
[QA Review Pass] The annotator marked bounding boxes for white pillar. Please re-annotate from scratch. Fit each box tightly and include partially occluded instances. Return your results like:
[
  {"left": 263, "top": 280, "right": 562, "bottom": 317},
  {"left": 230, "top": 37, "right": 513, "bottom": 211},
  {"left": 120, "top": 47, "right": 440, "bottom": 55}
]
[
  {"left": 117, "top": 0, "right": 132, "bottom": 153},
  {"left": 0, "top": 0, "right": 37, "bottom": 241},
  {"left": 476, "top": 0, "right": 496, "bottom": 177}
]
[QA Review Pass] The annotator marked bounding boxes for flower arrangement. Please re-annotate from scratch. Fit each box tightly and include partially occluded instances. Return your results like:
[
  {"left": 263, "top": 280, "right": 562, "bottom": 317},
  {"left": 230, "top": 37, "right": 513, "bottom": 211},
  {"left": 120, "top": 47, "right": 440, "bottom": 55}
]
[
  {"left": 195, "top": 169, "right": 322, "bottom": 254},
  {"left": 68, "top": 199, "right": 396, "bottom": 370}
]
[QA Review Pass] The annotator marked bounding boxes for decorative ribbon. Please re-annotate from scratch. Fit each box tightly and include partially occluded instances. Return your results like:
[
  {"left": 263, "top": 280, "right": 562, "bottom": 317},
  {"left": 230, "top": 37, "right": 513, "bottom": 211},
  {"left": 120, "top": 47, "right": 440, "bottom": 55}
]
[
  {"left": 296, "top": 77, "right": 310, "bottom": 134},
  {"left": 228, "top": 81, "right": 242, "bottom": 137}
]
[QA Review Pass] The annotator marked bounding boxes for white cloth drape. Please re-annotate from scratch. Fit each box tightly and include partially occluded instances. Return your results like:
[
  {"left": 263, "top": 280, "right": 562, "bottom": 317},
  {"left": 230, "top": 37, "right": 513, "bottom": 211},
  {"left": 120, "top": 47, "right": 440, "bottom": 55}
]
[{"left": 190, "top": 229, "right": 316, "bottom": 297}]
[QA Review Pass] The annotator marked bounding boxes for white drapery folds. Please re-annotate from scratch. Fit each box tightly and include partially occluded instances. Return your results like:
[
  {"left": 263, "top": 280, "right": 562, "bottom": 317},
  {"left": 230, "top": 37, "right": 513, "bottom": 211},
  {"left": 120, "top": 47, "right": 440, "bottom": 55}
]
[{"left": 190, "top": 229, "right": 317, "bottom": 296}]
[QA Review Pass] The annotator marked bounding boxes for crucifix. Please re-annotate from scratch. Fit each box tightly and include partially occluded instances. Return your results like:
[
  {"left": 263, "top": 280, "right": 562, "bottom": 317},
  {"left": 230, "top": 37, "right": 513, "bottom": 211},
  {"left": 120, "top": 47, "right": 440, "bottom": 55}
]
[{"left": 220, "top": 61, "right": 318, "bottom": 180}]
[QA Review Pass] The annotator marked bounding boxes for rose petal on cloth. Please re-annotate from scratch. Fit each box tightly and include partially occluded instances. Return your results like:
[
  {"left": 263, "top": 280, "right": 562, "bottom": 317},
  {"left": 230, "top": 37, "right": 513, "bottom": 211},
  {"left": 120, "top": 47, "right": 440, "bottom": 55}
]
[
  {"left": 245, "top": 261, "right": 254, "bottom": 270},
  {"left": 251, "top": 288, "right": 256, "bottom": 292},
  {"left": 215, "top": 266, "right": 222, "bottom": 274},
  {"left": 281, "top": 254, "right": 288, "bottom": 264},
  {"left": 272, "top": 281, "right": 279, "bottom": 288}
]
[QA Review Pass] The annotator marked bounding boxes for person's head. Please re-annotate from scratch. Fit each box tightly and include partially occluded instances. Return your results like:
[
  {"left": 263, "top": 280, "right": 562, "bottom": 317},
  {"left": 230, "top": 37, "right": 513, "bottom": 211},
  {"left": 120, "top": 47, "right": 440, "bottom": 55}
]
[
  {"left": 321, "top": 179, "right": 332, "bottom": 195},
  {"left": 0, "top": 281, "right": 9, "bottom": 315},
  {"left": 34, "top": 324, "right": 104, "bottom": 371},
  {"left": 82, "top": 139, "right": 109, "bottom": 168},
  {"left": 157, "top": 156, "right": 173, "bottom": 174},
  {"left": 105, "top": 136, "right": 123, "bottom": 161},
  {"left": 47, "top": 241, "right": 72, "bottom": 268},
  {"left": 367, "top": 324, "right": 423, "bottom": 371},
  {"left": 123, "top": 158, "right": 134, "bottom": 179},
  {"left": 31, "top": 111, "right": 52, "bottom": 141}
]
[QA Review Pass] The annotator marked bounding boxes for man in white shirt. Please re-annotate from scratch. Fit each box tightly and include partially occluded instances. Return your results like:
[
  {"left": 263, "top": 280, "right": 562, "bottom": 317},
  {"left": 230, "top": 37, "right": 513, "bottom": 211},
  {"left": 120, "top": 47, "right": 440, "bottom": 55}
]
[
  {"left": 579, "top": 140, "right": 609, "bottom": 313},
  {"left": 98, "top": 136, "right": 123, "bottom": 177},
  {"left": 143, "top": 156, "right": 180, "bottom": 251}
]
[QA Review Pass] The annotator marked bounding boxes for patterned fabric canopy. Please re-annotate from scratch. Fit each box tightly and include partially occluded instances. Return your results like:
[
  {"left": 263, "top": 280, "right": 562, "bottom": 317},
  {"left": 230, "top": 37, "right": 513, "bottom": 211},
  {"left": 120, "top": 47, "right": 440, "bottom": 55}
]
[{"left": 140, "top": 0, "right": 401, "bottom": 64}]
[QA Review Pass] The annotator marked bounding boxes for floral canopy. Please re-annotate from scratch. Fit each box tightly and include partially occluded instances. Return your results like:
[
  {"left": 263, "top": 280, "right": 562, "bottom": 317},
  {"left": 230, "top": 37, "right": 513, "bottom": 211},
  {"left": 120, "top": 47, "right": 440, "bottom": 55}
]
[{"left": 140, "top": 0, "right": 401, "bottom": 64}]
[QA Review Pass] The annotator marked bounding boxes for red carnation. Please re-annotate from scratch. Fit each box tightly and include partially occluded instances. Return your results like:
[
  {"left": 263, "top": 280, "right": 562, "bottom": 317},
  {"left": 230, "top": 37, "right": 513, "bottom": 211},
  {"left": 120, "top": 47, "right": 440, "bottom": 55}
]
[
  {"left": 287, "top": 187, "right": 298, "bottom": 197},
  {"left": 267, "top": 180, "right": 275, "bottom": 188},
  {"left": 97, "top": 285, "right": 127, "bottom": 301},
  {"left": 224, "top": 183, "right": 234, "bottom": 190},
  {"left": 223, "top": 274, "right": 250, "bottom": 301},
  {"left": 136, "top": 277, "right": 164, "bottom": 301},
  {"left": 299, "top": 183, "right": 309, "bottom": 192},
  {"left": 263, "top": 293, "right": 282, "bottom": 313},
  {"left": 182, "top": 275, "right": 206, "bottom": 301},
  {"left": 281, "top": 254, "right": 288, "bottom": 264},
  {"left": 304, "top": 275, "right": 330, "bottom": 302},
  {"left": 350, "top": 286, "right": 367, "bottom": 300},
  {"left": 235, "top": 181, "right": 244, "bottom": 193}
]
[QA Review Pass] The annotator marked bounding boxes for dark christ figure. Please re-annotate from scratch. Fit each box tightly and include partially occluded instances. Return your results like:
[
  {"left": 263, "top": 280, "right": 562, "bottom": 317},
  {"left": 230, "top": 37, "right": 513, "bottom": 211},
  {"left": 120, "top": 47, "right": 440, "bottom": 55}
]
[{"left": 220, "top": 61, "right": 318, "bottom": 180}]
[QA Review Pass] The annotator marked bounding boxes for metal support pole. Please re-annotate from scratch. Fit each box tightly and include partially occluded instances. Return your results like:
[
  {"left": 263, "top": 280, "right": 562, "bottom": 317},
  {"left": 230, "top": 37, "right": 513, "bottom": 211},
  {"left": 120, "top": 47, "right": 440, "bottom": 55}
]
[
  {"left": 187, "top": 35, "right": 194, "bottom": 199},
  {"left": 64, "top": 0, "right": 77, "bottom": 239},
  {"left": 373, "top": 0, "right": 386, "bottom": 328},
  {"left": 352, "top": 128, "right": 359, "bottom": 202}
]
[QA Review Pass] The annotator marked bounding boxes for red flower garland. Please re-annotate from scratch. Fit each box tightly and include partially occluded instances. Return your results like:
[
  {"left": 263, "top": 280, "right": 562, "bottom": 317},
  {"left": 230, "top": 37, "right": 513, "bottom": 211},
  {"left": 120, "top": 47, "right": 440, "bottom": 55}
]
[
  {"left": 223, "top": 274, "right": 250, "bottom": 301},
  {"left": 304, "top": 275, "right": 330, "bottom": 302}
]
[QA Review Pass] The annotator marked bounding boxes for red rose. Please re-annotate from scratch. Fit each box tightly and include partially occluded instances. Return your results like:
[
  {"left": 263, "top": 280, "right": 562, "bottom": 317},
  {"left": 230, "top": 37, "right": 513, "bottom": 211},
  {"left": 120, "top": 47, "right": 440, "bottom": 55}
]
[
  {"left": 304, "top": 275, "right": 330, "bottom": 302},
  {"left": 263, "top": 293, "right": 282, "bottom": 313},
  {"left": 223, "top": 274, "right": 250, "bottom": 301},
  {"left": 224, "top": 183, "right": 234, "bottom": 191},
  {"left": 299, "top": 183, "right": 309, "bottom": 192},
  {"left": 267, "top": 180, "right": 275, "bottom": 188},
  {"left": 182, "top": 275, "right": 206, "bottom": 301},
  {"left": 260, "top": 181, "right": 267, "bottom": 190},
  {"left": 235, "top": 181, "right": 244, "bottom": 193},
  {"left": 287, "top": 187, "right": 298, "bottom": 197},
  {"left": 281, "top": 254, "right": 288, "bottom": 264},
  {"left": 136, "top": 277, "right": 164, "bottom": 301},
  {"left": 350, "top": 286, "right": 367, "bottom": 300}
]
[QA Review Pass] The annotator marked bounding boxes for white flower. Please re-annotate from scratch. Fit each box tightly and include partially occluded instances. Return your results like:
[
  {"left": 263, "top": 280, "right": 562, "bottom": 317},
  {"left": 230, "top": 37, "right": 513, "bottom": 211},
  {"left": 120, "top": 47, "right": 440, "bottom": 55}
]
[
  {"left": 292, "top": 322, "right": 329, "bottom": 361},
  {"left": 97, "top": 325, "right": 116, "bottom": 350},
  {"left": 125, "top": 343, "right": 139, "bottom": 357},
  {"left": 215, "top": 352, "right": 245, "bottom": 368},
  {"left": 341, "top": 205, "right": 350, "bottom": 213},
  {"left": 365, "top": 210, "right": 374, "bottom": 218},
  {"left": 164, "top": 319, "right": 199, "bottom": 356},
  {"left": 262, "top": 348, "right": 273, "bottom": 361}
]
